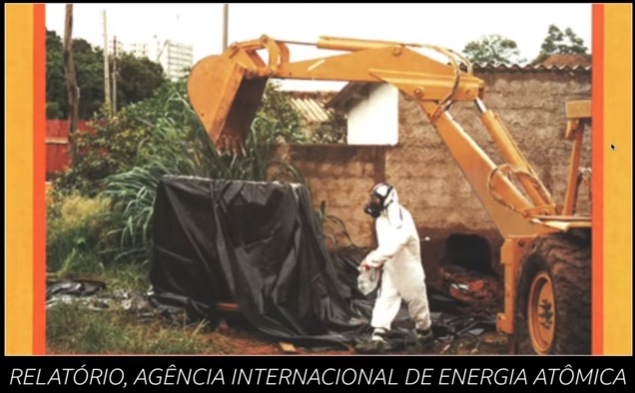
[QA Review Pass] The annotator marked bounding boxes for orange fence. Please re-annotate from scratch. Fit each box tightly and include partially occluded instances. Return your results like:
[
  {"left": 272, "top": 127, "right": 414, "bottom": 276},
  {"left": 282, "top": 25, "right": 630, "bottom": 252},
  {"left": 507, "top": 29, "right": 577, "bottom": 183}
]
[{"left": 45, "top": 120, "right": 92, "bottom": 176}]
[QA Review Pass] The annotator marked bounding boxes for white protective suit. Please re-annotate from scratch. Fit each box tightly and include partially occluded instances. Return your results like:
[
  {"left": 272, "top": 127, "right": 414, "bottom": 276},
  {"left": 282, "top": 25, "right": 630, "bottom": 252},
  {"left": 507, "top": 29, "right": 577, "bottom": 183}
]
[{"left": 363, "top": 186, "right": 432, "bottom": 335}]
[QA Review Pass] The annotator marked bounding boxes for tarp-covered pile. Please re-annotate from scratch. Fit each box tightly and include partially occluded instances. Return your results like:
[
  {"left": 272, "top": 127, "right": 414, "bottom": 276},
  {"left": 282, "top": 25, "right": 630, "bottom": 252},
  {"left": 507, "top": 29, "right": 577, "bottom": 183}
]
[{"left": 147, "top": 176, "right": 495, "bottom": 350}]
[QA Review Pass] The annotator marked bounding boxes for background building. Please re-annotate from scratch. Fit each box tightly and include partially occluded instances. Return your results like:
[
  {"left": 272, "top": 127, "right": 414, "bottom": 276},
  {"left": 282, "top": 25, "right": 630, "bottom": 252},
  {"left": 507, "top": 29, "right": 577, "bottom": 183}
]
[
  {"left": 126, "top": 37, "right": 194, "bottom": 81},
  {"left": 127, "top": 42, "right": 150, "bottom": 59},
  {"left": 163, "top": 41, "right": 194, "bottom": 80}
]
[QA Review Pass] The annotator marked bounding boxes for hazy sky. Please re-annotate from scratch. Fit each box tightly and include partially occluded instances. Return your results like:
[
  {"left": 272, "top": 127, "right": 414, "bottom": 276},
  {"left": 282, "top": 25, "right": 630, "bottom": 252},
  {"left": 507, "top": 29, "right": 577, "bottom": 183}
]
[{"left": 45, "top": 3, "right": 593, "bottom": 91}]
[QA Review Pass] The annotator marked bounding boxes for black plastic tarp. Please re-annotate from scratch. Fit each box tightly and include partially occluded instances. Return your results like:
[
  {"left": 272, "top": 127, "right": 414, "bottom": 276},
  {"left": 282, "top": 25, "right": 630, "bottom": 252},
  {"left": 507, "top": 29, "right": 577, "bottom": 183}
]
[{"left": 148, "top": 176, "right": 495, "bottom": 350}]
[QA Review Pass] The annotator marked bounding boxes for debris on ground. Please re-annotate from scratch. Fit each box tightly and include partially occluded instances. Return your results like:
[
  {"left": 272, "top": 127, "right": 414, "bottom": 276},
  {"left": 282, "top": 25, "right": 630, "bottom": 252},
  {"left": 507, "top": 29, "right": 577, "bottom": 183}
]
[
  {"left": 47, "top": 279, "right": 157, "bottom": 321},
  {"left": 439, "top": 265, "right": 504, "bottom": 318},
  {"left": 279, "top": 342, "right": 297, "bottom": 353}
]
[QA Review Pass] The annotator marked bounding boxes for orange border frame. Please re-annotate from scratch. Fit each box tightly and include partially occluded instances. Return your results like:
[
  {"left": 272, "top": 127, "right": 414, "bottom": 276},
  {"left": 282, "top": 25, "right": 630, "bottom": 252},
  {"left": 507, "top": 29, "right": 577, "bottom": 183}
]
[
  {"left": 33, "top": 3, "right": 47, "bottom": 356},
  {"left": 7, "top": 3, "right": 36, "bottom": 355},
  {"left": 601, "top": 3, "right": 632, "bottom": 355},
  {"left": 4, "top": 3, "right": 632, "bottom": 356},
  {"left": 591, "top": 3, "right": 604, "bottom": 355}
]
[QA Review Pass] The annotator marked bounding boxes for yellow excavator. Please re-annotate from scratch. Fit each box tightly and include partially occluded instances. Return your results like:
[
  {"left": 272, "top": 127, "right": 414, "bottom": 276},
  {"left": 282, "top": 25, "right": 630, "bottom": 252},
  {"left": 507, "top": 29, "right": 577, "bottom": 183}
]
[{"left": 186, "top": 35, "right": 593, "bottom": 355}]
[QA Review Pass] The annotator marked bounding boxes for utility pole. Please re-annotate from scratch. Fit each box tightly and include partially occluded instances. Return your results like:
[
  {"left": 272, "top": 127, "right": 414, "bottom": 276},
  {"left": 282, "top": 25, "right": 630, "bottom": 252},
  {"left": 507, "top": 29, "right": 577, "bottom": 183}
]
[
  {"left": 102, "top": 10, "right": 111, "bottom": 116},
  {"left": 64, "top": 3, "right": 79, "bottom": 162},
  {"left": 112, "top": 36, "right": 117, "bottom": 114},
  {"left": 222, "top": 4, "right": 228, "bottom": 51}
]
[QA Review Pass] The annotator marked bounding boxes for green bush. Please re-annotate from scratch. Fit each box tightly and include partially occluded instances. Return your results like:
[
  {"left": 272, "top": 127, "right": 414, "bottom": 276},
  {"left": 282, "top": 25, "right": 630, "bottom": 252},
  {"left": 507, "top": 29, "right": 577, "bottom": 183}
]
[
  {"left": 46, "top": 191, "right": 120, "bottom": 275},
  {"left": 54, "top": 107, "right": 154, "bottom": 197}
]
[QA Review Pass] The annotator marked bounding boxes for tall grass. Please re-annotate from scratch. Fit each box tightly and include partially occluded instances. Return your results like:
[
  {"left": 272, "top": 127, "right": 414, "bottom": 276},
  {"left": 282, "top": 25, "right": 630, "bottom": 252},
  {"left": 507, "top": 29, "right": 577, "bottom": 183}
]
[
  {"left": 46, "top": 191, "right": 118, "bottom": 275},
  {"left": 47, "top": 303, "right": 231, "bottom": 354},
  {"left": 102, "top": 82, "right": 304, "bottom": 266}
]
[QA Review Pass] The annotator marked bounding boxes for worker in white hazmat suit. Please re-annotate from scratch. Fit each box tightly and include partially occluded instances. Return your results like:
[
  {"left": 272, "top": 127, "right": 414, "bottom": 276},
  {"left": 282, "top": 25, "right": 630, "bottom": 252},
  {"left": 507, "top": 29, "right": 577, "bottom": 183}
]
[{"left": 355, "top": 182, "right": 434, "bottom": 353}]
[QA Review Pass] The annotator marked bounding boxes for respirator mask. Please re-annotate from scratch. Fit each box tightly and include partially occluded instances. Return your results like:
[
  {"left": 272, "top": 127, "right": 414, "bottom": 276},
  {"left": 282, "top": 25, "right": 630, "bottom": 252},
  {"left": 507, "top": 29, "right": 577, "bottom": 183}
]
[{"left": 363, "top": 183, "right": 393, "bottom": 218}]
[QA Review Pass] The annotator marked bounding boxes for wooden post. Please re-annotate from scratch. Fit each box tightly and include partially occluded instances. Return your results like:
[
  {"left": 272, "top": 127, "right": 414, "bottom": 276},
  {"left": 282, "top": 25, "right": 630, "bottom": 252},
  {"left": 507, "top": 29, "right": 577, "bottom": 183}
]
[
  {"left": 223, "top": 4, "right": 228, "bottom": 51},
  {"left": 102, "top": 10, "right": 111, "bottom": 116},
  {"left": 112, "top": 36, "right": 117, "bottom": 114},
  {"left": 63, "top": 4, "right": 79, "bottom": 163}
]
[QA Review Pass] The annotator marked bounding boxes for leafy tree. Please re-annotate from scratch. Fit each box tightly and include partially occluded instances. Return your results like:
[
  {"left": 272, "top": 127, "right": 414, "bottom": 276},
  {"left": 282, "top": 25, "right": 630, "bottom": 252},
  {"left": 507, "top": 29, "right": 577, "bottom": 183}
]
[
  {"left": 257, "top": 81, "right": 309, "bottom": 143},
  {"left": 46, "top": 30, "right": 66, "bottom": 119},
  {"left": 462, "top": 34, "right": 525, "bottom": 66},
  {"left": 532, "top": 25, "right": 590, "bottom": 65},
  {"left": 310, "top": 111, "right": 347, "bottom": 144},
  {"left": 46, "top": 29, "right": 168, "bottom": 120},
  {"left": 47, "top": 30, "right": 106, "bottom": 120},
  {"left": 115, "top": 53, "right": 166, "bottom": 107},
  {"left": 540, "top": 25, "right": 588, "bottom": 55},
  {"left": 73, "top": 38, "right": 108, "bottom": 120}
]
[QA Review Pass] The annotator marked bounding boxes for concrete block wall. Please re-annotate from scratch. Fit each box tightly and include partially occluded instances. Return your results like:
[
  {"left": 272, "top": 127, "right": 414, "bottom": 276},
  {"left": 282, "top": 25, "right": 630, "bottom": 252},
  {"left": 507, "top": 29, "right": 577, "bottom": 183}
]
[{"left": 272, "top": 144, "right": 387, "bottom": 249}]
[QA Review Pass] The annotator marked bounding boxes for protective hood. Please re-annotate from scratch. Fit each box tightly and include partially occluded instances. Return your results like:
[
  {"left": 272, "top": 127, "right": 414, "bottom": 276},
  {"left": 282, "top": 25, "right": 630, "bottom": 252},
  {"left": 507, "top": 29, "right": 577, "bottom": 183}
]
[
  {"left": 381, "top": 186, "right": 404, "bottom": 229},
  {"left": 364, "top": 182, "right": 404, "bottom": 228}
]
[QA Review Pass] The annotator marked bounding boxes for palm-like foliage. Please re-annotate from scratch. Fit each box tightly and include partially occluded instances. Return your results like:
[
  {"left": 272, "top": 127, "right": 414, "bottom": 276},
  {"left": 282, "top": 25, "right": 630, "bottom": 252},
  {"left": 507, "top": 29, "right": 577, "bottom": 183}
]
[{"left": 102, "top": 80, "right": 304, "bottom": 265}]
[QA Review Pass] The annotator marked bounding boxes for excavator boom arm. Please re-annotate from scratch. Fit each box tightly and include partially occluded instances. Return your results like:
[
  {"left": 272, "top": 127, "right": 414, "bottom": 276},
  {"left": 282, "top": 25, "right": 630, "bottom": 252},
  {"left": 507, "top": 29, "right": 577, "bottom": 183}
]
[
  {"left": 187, "top": 35, "right": 560, "bottom": 237},
  {"left": 188, "top": 35, "right": 482, "bottom": 147}
]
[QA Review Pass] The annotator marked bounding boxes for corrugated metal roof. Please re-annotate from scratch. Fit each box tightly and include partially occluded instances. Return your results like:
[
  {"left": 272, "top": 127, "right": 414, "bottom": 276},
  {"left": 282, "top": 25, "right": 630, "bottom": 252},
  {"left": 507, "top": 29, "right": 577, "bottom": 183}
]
[{"left": 287, "top": 91, "right": 338, "bottom": 124}]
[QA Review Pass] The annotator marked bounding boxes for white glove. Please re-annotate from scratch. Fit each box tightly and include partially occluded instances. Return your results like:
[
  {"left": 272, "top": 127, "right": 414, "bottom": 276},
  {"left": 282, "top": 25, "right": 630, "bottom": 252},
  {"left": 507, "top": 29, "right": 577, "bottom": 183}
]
[{"left": 358, "top": 265, "right": 380, "bottom": 296}]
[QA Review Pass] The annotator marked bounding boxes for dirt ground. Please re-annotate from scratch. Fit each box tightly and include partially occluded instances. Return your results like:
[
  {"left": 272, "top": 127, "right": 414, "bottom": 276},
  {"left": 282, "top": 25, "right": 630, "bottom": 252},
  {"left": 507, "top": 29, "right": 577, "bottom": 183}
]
[
  {"left": 204, "top": 269, "right": 509, "bottom": 355},
  {"left": 48, "top": 263, "right": 508, "bottom": 356},
  {"left": 204, "top": 318, "right": 510, "bottom": 356}
]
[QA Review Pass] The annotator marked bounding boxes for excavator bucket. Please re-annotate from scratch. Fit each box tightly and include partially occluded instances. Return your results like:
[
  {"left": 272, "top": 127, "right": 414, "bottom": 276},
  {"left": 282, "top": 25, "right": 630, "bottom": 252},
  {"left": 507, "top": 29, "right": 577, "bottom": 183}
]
[{"left": 187, "top": 55, "right": 267, "bottom": 153}]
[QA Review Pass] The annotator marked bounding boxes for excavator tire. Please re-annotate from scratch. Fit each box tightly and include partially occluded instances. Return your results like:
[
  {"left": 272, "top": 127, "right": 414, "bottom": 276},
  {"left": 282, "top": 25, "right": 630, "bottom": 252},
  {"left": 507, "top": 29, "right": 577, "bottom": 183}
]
[{"left": 514, "top": 230, "right": 592, "bottom": 355}]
